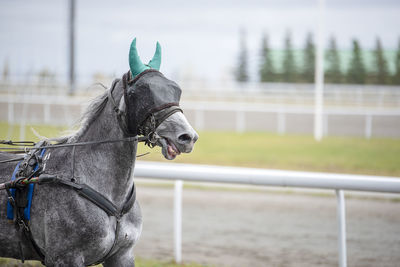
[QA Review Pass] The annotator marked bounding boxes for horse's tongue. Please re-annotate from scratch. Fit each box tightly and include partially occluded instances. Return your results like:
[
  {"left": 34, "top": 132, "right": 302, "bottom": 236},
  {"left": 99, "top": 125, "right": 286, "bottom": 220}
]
[{"left": 168, "top": 145, "right": 176, "bottom": 157}]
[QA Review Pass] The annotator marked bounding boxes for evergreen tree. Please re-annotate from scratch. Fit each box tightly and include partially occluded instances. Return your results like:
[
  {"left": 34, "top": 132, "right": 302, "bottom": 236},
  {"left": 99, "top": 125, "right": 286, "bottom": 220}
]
[
  {"left": 282, "top": 31, "right": 297, "bottom": 83},
  {"left": 347, "top": 39, "right": 366, "bottom": 84},
  {"left": 373, "top": 37, "right": 389, "bottom": 84},
  {"left": 325, "top": 36, "right": 342, "bottom": 83},
  {"left": 2, "top": 59, "right": 9, "bottom": 81},
  {"left": 302, "top": 32, "right": 315, "bottom": 83},
  {"left": 259, "top": 33, "right": 275, "bottom": 82},
  {"left": 235, "top": 29, "right": 249, "bottom": 82},
  {"left": 394, "top": 38, "right": 400, "bottom": 85}
]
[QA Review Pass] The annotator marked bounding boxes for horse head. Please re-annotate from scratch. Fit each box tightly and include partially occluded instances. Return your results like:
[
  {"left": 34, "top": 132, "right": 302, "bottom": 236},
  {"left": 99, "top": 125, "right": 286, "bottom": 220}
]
[{"left": 122, "top": 38, "right": 198, "bottom": 160}]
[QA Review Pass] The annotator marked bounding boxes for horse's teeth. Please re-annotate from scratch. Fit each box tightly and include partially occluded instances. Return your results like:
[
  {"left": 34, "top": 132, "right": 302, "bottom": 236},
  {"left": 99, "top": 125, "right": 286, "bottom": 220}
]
[
  {"left": 167, "top": 143, "right": 179, "bottom": 158},
  {"left": 168, "top": 145, "right": 175, "bottom": 157}
]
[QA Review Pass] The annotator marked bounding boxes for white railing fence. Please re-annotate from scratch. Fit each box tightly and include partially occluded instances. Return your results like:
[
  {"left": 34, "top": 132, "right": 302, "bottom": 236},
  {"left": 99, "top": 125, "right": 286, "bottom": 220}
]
[
  {"left": 187, "top": 103, "right": 400, "bottom": 138},
  {"left": 2, "top": 96, "right": 400, "bottom": 139},
  {"left": 2, "top": 81, "right": 400, "bottom": 108},
  {"left": 134, "top": 161, "right": 400, "bottom": 267}
]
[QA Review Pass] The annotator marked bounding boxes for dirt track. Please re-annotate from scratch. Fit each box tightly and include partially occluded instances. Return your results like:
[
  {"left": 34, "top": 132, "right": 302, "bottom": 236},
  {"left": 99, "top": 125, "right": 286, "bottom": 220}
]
[{"left": 134, "top": 185, "right": 400, "bottom": 267}]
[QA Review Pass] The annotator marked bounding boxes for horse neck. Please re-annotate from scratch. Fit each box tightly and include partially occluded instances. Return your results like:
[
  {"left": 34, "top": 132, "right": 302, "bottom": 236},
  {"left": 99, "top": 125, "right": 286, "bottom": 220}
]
[{"left": 74, "top": 84, "right": 137, "bottom": 206}]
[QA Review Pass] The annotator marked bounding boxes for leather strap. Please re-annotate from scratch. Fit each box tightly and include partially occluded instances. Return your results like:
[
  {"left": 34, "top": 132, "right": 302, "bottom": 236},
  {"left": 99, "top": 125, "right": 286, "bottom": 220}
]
[
  {"left": 76, "top": 184, "right": 121, "bottom": 218},
  {"left": 108, "top": 79, "right": 136, "bottom": 137},
  {"left": 38, "top": 174, "right": 136, "bottom": 219}
]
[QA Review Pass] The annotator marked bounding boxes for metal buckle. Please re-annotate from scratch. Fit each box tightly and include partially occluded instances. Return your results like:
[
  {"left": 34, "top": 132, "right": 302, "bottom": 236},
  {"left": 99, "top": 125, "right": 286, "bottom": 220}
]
[
  {"left": 146, "top": 132, "right": 159, "bottom": 148},
  {"left": 150, "top": 131, "right": 159, "bottom": 144},
  {"left": 7, "top": 196, "right": 16, "bottom": 207},
  {"left": 18, "top": 219, "right": 29, "bottom": 232}
]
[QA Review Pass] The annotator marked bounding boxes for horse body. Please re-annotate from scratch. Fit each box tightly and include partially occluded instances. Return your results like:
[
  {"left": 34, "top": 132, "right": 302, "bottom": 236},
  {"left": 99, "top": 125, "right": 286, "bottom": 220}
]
[
  {"left": 0, "top": 58, "right": 198, "bottom": 265},
  {"left": 0, "top": 79, "right": 140, "bottom": 266}
]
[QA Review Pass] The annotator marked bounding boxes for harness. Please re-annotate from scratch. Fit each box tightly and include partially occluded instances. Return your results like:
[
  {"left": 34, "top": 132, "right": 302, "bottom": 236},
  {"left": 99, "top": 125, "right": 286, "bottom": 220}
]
[
  {"left": 4, "top": 144, "right": 47, "bottom": 262},
  {"left": 3, "top": 141, "right": 137, "bottom": 265},
  {"left": 0, "top": 70, "right": 183, "bottom": 265}
]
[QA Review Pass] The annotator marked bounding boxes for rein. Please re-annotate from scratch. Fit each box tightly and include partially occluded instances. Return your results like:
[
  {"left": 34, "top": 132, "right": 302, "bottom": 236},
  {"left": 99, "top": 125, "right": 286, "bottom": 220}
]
[
  {"left": 0, "top": 136, "right": 149, "bottom": 163},
  {"left": 1, "top": 136, "right": 144, "bottom": 152}
]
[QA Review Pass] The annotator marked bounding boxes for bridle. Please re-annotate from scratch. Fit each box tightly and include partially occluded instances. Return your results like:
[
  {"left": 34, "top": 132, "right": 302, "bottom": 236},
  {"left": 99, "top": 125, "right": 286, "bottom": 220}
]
[{"left": 108, "top": 69, "right": 183, "bottom": 147}]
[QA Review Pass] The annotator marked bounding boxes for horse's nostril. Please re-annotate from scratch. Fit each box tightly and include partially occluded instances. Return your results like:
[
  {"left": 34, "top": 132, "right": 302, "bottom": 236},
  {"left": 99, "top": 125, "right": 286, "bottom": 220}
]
[{"left": 178, "top": 133, "right": 192, "bottom": 143}]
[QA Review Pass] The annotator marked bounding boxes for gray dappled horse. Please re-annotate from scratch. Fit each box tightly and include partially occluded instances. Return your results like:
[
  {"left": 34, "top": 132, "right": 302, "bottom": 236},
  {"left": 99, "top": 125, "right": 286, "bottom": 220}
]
[{"left": 0, "top": 38, "right": 198, "bottom": 266}]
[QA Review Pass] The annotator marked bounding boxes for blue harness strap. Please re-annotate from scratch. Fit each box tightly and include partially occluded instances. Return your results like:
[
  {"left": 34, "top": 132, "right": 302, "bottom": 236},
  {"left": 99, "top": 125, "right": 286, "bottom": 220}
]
[
  {"left": 6, "top": 161, "right": 22, "bottom": 220},
  {"left": 6, "top": 148, "right": 46, "bottom": 221}
]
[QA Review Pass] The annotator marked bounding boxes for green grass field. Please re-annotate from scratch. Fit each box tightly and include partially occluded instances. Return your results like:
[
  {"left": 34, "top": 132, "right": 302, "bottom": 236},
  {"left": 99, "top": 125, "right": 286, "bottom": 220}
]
[{"left": 1, "top": 122, "right": 400, "bottom": 176}]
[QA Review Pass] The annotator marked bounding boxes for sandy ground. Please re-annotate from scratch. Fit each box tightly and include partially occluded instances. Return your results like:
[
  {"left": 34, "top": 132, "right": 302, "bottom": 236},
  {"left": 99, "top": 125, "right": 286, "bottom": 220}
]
[{"left": 134, "top": 185, "right": 400, "bottom": 267}]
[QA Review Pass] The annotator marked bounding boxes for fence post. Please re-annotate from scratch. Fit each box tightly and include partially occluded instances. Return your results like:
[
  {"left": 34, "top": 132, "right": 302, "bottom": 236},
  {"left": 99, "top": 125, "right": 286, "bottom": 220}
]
[
  {"left": 7, "top": 100, "right": 14, "bottom": 140},
  {"left": 62, "top": 104, "right": 73, "bottom": 126},
  {"left": 236, "top": 109, "right": 245, "bottom": 133},
  {"left": 20, "top": 95, "right": 29, "bottom": 141},
  {"left": 314, "top": 0, "right": 325, "bottom": 142},
  {"left": 44, "top": 103, "right": 51, "bottom": 124},
  {"left": 324, "top": 114, "right": 329, "bottom": 136},
  {"left": 174, "top": 180, "right": 183, "bottom": 263},
  {"left": 365, "top": 115, "right": 372, "bottom": 139},
  {"left": 195, "top": 109, "right": 204, "bottom": 131},
  {"left": 336, "top": 189, "right": 347, "bottom": 267},
  {"left": 8, "top": 101, "right": 14, "bottom": 123},
  {"left": 277, "top": 111, "right": 286, "bottom": 135}
]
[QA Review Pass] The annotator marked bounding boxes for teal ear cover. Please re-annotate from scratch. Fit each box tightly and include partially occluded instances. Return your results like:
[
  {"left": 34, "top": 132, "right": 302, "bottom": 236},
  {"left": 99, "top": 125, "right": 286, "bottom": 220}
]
[
  {"left": 129, "top": 38, "right": 149, "bottom": 78},
  {"left": 129, "top": 38, "right": 162, "bottom": 78},
  {"left": 148, "top": 42, "right": 161, "bottom": 70}
]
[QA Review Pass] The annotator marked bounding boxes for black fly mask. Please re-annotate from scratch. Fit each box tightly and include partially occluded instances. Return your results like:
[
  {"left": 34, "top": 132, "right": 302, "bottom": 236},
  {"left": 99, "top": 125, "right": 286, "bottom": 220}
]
[
  {"left": 108, "top": 38, "right": 183, "bottom": 145},
  {"left": 122, "top": 69, "right": 182, "bottom": 138}
]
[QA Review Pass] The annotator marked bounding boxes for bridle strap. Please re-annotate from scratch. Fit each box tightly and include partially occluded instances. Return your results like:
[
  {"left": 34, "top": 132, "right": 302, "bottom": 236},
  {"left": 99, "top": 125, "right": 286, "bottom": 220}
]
[
  {"left": 153, "top": 106, "right": 183, "bottom": 129},
  {"left": 107, "top": 79, "right": 135, "bottom": 137},
  {"left": 137, "top": 106, "right": 183, "bottom": 148},
  {"left": 126, "top": 68, "right": 159, "bottom": 85}
]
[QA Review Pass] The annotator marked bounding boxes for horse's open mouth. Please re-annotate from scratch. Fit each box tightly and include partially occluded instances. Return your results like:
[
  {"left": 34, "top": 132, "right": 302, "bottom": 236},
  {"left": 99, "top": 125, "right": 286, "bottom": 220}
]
[{"left": 158, "top": 137, "right": 181, "bottom": 160}]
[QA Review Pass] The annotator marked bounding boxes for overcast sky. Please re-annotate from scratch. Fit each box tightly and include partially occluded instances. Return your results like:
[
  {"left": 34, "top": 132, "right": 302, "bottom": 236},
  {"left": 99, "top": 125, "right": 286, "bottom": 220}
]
[{"left": 1, "top": 0, "right": 400, "bottom": 84}]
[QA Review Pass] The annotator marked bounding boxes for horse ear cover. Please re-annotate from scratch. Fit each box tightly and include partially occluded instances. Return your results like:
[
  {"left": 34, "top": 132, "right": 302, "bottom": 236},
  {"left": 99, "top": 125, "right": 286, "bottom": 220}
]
[
  {"left": 124, "top": 38, "right": 180, "bottom": 136},
  {"left": 129, "top": 38, "right": 161, "bottom": 78}
]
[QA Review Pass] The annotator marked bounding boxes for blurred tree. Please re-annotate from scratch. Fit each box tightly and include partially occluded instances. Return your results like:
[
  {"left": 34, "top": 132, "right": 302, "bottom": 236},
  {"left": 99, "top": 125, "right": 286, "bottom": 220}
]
[
  {"left": 372, "top": 37, "right": 389, "bottom": 84},
  {"left": 2, "top": 59, "right": 9, "bottom": 81},
  {"left": 282, "top": 31, "right": 297, "bottom": 82},
  {"left": 325, "top": 36, "right": 342, "bottom": 83},
  {"left": 259, "top": 33, "right": 276, "bottom": 82},
  {"left": 235, "top": 29, "right": 249, "bottom": 82},
  {"left": 394, "top": 38, "right": 400, "bottom": 85},
  {"left": 347, "top": 39, "right": 366, "bottom": 84},
  {"left": 302, "top": 32, "right": 315, "bottom": 83},
  {"left": 38, "top": 68, "right": 56, "bottom": 85}
]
